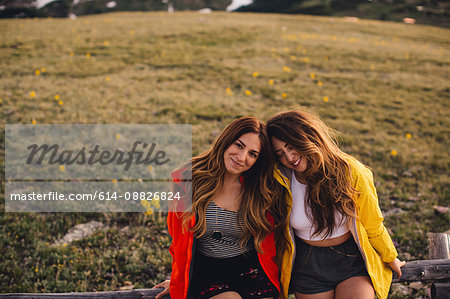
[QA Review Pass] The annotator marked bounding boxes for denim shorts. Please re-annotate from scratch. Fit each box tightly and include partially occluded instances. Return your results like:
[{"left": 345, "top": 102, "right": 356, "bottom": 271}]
[
  {"left": 190, "top": 249, "right": 278, "bottom": 299},
  {"left": 289, "top": 235, "right": 369, "bottom": 294}
]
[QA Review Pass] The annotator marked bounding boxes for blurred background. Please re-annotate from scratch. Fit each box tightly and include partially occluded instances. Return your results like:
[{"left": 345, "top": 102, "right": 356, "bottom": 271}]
[
  {"left": 0, "top": 0, "right": 449, "bottom": 27},
  {"left": 0, "top": 0, "right": 449, "bottom": 298}
]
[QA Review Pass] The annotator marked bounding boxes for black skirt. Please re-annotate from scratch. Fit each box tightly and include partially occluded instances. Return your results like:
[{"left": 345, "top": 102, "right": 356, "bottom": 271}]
[{"left": 189, "top": 249, "right": 279, "bottom": 298}]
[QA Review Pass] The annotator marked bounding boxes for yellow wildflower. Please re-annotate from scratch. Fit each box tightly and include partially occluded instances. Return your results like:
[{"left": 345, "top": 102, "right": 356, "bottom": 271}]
[
  {"left": 405, "top": 133, "right": 412, "bottom": 139},
  {"left": 245, "top": 90, "right": 252, "bottom": 96},
  {"left": 323, "top": 96, "right": 329, "bottom": 102},
  {"left": 282, "top": 93, "right": 287, "bottom": 98},
  {"left": 103, "top": 41, "right": 109, "bottom": 46},
  {"left": 318, "top": 81, "right": 323, "bottom": 87},
  {"left": 58, "top": 100, "right": 63, "bottom": 106},
  {"left": 105, "top": 76, "right": 110, "bottom": 82},
  {"left": 309, "top": 73, "right": 316, "bottom": 79},
  {"left": 54, "top": 94, "right": 60, "bottom": 101},
  {"left": 268, "top": 79, "right": 274, "bottom": 85},
  {"left": 59, "top": 165, "right": 65, "bottom": 172},
  {"left": 290, "top": 56, "right": 297, "bottom": 61},
  {"left": 30, "top": 91, "right": 36, "bottom": 98},
  {"left": 41, "top": 67, "right": 46, "bottom": 73},
  {"left": 252, "top": 72, "right": 259, "bottom": 78},
  {"left": 112, "top": 179, "right": 117, "bottom": 183},
  {"left": 32, "top": 119, "right": 37, "bottom": 125},
  {"left": 152, "top": 200, "right": 161, "bottom": 209},
  {"left": 35, "top": 69, "right": 41, "bottom": 76},
  {"left": 115, "top": 133, "right": 120, "bottom": 139},
  {"left": 390, "top": 150, "right": 398, "bottom": 156},
  {"left": 86, "top": 53, "right": 91, "bottom": 59},
  {"left": 225, "top": 87, "right": 233, "bottom": 96},
  {"left": 283, "top": 66, "right": 291, "bottom": 72},
  {"left": 69, "top": 52, "right": 74, "bottom": 57}
]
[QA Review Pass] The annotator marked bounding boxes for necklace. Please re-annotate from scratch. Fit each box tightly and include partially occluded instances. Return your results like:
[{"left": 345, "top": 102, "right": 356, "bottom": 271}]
[{"left": 211, "top": 202, "right": 235, "bottom": 241}]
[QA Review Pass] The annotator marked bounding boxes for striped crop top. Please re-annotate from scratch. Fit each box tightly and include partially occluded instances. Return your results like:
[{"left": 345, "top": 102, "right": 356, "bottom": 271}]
[{"left": 197, "top": 201, "right": 253, "bottom": 258}]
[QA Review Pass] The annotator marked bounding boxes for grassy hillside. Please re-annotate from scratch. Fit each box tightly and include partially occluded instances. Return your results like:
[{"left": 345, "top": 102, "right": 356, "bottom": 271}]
[{"left": 0, "top": 11, "right": 449, "bottom": 296}]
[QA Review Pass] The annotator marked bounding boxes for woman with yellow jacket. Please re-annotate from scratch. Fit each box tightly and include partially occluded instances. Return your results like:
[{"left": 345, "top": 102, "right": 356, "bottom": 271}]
[{"left": 267, "top": 110, "right": 405, "bottom": 299}]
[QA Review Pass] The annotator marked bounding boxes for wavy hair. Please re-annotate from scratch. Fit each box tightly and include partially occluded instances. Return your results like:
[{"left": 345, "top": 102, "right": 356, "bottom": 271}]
[
  {"left": 181, "top": 117, "right": 287, "bottom": 253},
  {"left": 267, "top": 110, "right": 356, "bottom": 239}
]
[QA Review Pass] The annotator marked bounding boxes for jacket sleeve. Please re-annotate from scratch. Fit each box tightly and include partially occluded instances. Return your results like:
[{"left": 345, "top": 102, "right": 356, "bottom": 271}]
[
  {"left": 352, "top": 162, "right": 398, "bottom": 263},
  {"left": 167, "top": 169, "right": 189, "bottom": 291}
]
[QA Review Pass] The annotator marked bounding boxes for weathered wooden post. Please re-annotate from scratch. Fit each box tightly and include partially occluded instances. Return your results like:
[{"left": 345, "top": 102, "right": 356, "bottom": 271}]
[
  {"left": 428, "top": 232, "right": 450, "bottom": 299},
  {"left": 429, "top": 232, "right": 450, "bottom": 260}
]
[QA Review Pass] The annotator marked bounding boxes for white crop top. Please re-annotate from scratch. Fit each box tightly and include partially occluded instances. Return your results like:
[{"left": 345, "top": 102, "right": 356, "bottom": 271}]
[{"left": 290, "top": 170, "right": 349, "bottom": 241}]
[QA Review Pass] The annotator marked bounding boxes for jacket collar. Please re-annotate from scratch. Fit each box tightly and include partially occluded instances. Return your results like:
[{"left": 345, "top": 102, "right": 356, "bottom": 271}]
[{"left": 274, "top": 164, "right": 291, "bottom": 187}]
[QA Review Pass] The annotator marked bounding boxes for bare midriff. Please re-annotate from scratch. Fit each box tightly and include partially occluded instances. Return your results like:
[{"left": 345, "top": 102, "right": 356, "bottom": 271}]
[{"left": 301, "top": 231, "right": 352, "bottom": 247}]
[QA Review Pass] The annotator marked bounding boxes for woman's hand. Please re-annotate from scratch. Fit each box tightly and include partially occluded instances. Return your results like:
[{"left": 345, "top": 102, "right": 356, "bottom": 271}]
[
  {"left": 153, "top": 280, "right": 170, "bottom": 299},
  {"left": 388, "top": 258, "right": 406, "bottom": 278}
]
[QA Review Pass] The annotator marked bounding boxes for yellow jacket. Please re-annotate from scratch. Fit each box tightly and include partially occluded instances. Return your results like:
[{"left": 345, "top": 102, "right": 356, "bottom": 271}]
[{"left": 274, "top": 156, "right": 398, "bottom": 299}]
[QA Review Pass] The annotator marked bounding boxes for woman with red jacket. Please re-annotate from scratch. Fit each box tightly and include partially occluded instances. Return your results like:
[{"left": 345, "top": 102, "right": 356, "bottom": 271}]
[{"left": 154, "top": 117, "right": 288, "bottom": 299}]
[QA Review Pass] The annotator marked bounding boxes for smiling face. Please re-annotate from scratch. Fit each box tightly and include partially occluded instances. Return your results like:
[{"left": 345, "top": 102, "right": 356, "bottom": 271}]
[
  {"left": 271, "top": 136, "right": 308, "bottom": 174},
  {"left": 223, "top": 132, "right": 262, "bottom": 176}
]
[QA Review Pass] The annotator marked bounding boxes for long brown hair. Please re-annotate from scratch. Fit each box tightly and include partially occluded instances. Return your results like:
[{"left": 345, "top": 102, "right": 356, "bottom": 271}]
[
  {"left": 181, "top": 117, "right": 285, "bottom": 253},
  {"left": 267, "top": 110, "right": 356, "bottom": 239}
]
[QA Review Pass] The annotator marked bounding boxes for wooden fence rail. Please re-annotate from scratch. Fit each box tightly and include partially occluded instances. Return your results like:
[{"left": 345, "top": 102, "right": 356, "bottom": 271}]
[
  {"left": 1, "top": 259, "right": 449, "bottom": 299},
  {"left": 392, "top": 259, "right": 450, "bottom": 282},
  {"left": 2, "top": 233, "right": 449, "bottom": 298},
  {"left": 0, "top": 289, "right": 166, "bottom": 299}
]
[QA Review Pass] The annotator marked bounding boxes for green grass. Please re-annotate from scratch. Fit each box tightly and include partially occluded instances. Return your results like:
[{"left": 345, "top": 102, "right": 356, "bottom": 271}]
[{"left": 0, "top": 12, "right": 449, "bottom": 295}]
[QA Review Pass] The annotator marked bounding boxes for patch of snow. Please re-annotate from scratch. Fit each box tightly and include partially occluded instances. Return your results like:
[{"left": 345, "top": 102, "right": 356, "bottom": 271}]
[
  {"left": 35, "top": 0, "right": 57, "bottom": 9},
  {"left": 226, "top": 0, "right": 253, "bottom": 12},
  {"left": 198, "top": 8, "right": 212, "bottom": 14},
  {"left": 106, "top": 1, "right": 116, "bottom": 8}
]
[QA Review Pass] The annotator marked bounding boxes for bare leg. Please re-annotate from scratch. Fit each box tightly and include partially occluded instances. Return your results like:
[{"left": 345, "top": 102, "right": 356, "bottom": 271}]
[
  {"left": 210, "top": 291, "right": 242, "bottom": 299},
  {"left": 294, "top": 289, "right": 334, "bottom": 299},
  {"left": 335, "top": 276, "right": 374, "bottom": 299}
]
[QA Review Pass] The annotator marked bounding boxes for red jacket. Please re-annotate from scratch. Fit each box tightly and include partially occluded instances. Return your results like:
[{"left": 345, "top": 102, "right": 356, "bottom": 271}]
[{"left": 168, "top": 169, "right": 281, "bottom": 299}]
